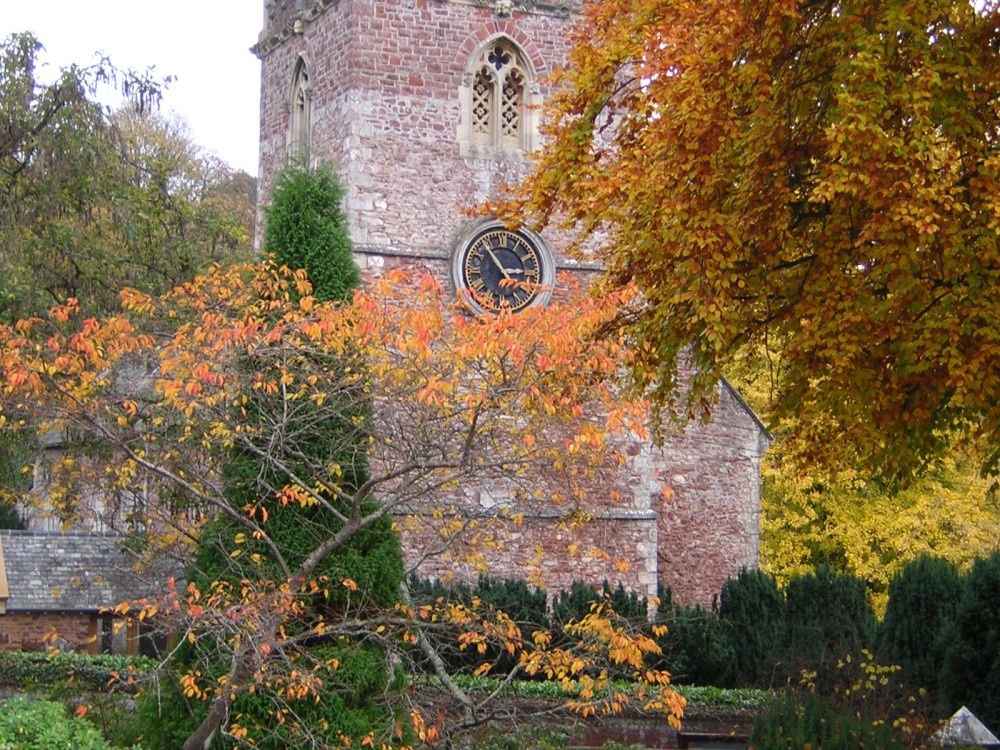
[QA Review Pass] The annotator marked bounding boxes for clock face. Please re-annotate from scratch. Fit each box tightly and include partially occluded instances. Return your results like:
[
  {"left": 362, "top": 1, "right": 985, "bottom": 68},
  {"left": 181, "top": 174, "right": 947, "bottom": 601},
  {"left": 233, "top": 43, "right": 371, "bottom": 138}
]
[{"left": 459, "top": 228, "right": 545, "bottom": 313}]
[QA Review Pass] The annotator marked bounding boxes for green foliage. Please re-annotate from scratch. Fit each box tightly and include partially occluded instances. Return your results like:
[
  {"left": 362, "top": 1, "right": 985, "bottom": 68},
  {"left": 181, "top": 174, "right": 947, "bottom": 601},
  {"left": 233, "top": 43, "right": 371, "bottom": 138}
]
[
  {"left": 474, "top": 575, "right": 550, "bottom": 629},
  {"left": 473, "top": 576, "right": 550, "bottom": 673},
  {"left": 941, "top": 550, "right": 1000, "bottom": 730},
  {"left": 134, "top": 638, "right": 399, "bottom": 749},
  {"left": 783, "top": 567, "right": 876, "bottom": 674},
  {"left": 408, "top": 575, "right": 549, "bottom": 675},
  {"left": 0, "top": 430, "right": 31, "bottom": 529},
  {"left": 162, "top": 159, "right": 399, "bottom": 748},
  {"left": 407, "top": 573, "right": 475, "bottom": 603},
  {"left": 653, "top": 591, "right": 735, "bottom": 687},
  {"left": 718, "top": 568, "right": 785, "bottom": 688},
  {"left": 751, "top": 694, "right": 905, "bottom": 750},
  {"left": 193, "top": 498, "right": 403, "bottom": 611},
  {"left": 552, "top": 580, "right": 647, "bottom": 628},
  {"left": 125, "top": 672, "right": 205, "bottom": 750},
  {"left": 879, "top": 555, "right": 961, "bottom": 694},
  {"left": 0, "top": 33, "right": 253, "bottom": 322},
  {"left": 796, "top": 649, "right": 936, "bottom": 746},
  {"left": 0, "top": 651, "right": 154, "bottom": 692},
  {"left": 469, "top": 726, "right": 576, "bottom": 749},
  {"left": 551, "top": 580, "right": 599, "bottom": 626},
  {"left": 262, "top": 163, "right": 359, "bottom": 304},
  {"left": 0, "top": 696, "right": 127, "bottom": 750},
  {"left": 0, "top": 499, "right": 23, "bottom": 529},
  {"left": 673, "top": 684, "right": 771, "bottom": 708},
  {"left": 220, "top": 642, "right": 392, "bottom": 749},
  {"left": 432, "top": 673, "right": 771, "bottom": 706}
]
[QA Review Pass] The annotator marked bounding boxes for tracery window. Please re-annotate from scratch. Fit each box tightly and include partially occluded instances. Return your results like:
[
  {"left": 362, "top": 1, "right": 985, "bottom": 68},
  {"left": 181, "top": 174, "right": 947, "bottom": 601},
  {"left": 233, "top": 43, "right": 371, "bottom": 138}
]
[
  {"left": 289, "top": 58, "right": 312, "bottom": 163},
  {"left": 460, "top": 38, "right": 538, "bottom": 156}
]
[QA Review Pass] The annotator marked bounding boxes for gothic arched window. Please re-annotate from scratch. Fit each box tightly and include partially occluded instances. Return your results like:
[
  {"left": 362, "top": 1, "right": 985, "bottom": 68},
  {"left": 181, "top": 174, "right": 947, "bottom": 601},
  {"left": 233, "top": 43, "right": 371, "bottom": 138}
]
[
  {"left": 289, "top": 58, "right": 312, "bottom": 163},
  {"left": 460, "top": 38, "right": 539, "bottom": 157}
]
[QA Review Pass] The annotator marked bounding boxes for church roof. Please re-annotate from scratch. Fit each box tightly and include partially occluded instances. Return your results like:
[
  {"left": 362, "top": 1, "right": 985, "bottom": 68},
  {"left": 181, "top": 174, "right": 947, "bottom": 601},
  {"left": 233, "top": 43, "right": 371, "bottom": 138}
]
[{"left": 0, "top": 530, "right": 141, "bottom": 613}]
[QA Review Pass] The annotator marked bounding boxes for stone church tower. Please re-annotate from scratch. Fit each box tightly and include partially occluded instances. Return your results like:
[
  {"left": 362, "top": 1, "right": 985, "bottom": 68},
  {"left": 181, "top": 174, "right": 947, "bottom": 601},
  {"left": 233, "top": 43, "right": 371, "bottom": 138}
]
[{"left": 253, "top": 0, "right": 769, "bottom": 605}]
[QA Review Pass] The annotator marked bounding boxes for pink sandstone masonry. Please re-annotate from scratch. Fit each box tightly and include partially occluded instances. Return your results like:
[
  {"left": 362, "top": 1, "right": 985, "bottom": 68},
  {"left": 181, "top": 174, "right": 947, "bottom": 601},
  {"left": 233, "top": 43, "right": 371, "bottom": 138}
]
[
  {"left": 0, "top": 612, "right": 96, "bottom": 653},
  {"left": 254, "top": 0, "right": 769, "bottom": 605}
]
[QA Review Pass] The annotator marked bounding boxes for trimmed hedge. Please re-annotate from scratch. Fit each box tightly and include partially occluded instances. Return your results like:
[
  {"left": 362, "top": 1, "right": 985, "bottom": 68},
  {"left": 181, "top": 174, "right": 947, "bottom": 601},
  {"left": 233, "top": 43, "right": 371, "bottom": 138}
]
[
  {"left": 783, "top": 566, "right": 877, "bottom": 673},
  {"left": 0, "top": 652, "right": 154, "bottom": 692},
  {"left": 718, "top": 568, "right": 785, "bottom": 688}
]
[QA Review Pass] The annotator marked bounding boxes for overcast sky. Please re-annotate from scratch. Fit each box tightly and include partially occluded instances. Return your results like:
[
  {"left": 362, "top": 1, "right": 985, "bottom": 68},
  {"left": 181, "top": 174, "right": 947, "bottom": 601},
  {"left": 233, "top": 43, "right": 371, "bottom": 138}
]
[{"left": 3, "top": 1, "right": 263, "bottom": 175}]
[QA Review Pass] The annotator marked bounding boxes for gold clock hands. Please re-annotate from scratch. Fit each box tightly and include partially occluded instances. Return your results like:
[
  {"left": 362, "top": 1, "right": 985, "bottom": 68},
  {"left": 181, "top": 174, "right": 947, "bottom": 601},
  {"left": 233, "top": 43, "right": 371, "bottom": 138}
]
[{"left": 484, "top": 247, "right": 512, "bottom": 280}]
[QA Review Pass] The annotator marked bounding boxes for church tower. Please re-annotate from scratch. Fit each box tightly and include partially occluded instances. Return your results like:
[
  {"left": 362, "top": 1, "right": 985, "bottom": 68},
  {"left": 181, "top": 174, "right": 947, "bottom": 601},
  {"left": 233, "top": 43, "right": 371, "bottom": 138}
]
[{"left": 253, "top": 0, "right": 769, "bottom": 605}]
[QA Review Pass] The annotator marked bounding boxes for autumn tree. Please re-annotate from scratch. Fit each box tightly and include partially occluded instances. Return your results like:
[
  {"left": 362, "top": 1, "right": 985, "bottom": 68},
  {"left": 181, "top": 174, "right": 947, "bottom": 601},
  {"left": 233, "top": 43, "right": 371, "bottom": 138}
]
[
  {"left": 510, "top": 0, "right": 1000, "bottom": 481},
  {"left": 758, "top": 450, "right": 1000, "bottom": 611},
  {"left": 0, "top": 264, "right": 683, "bottom": 748},
  {"left": 0, "top": 32, "right": 254, "bottom": 323},
  {"left": 724, "top": 345, "right": 1000, "bottom": 610},
  {"left": 164, "top": 166, "right": 403, "bottom": 748}
]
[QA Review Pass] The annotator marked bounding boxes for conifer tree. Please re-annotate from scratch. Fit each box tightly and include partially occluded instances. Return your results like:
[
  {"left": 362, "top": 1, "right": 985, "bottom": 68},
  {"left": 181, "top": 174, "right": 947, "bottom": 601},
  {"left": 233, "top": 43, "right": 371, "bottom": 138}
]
[
  {"left": 783, "top": 567, "right": 876, "bottom": 672},
  {"left": 879, "top": 556, "right": 961, "bottom": 695},
  {"left": 262, "top": 163, "right": 359, "bottom": 303},
  {"left": 718, "top": 568, "right": 785, "bottom": 688},
  {"left": 941, "top": 551, "right": 1000, "bottom": 730}
]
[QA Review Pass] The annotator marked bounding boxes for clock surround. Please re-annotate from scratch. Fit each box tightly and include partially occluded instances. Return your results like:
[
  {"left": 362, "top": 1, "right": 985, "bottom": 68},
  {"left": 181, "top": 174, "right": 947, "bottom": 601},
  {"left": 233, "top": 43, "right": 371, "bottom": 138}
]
[{"left": 450, "top": 220, "right": 555, "bottom": 314}]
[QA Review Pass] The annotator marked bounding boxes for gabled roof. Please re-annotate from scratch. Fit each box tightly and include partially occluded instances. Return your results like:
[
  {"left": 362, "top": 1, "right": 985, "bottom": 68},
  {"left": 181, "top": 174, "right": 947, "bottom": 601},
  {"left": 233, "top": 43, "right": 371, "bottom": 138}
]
[
  {"left": 720, "top": 376, "right": 772, "bottom": 443},
  {"left": 0, "top": 531, "right": 139, "bottom": 613}
]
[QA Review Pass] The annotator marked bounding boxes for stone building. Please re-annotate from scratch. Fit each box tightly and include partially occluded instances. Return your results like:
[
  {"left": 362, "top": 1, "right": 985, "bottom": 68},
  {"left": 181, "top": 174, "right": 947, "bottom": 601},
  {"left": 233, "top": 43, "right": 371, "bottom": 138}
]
[
  {"left": 252, "top": 0, "right": 769, "bottom": 605},
  {"left": 0, "top": 530, "right": 140, "bottom": 653}
]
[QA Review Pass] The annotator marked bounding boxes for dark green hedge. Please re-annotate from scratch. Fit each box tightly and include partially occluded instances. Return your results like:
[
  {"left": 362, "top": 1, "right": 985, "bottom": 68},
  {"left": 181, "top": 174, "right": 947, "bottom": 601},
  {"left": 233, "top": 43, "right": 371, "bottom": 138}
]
[{"left": 0, "top": 651, "right": 154, "bottom": 692}]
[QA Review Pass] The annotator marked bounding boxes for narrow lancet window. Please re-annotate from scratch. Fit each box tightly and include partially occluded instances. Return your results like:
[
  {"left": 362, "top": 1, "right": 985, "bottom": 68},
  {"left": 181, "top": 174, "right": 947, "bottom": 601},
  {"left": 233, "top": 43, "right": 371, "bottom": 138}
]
[{"left": 289, "top": 59, "right": 312, "bottom": 163}]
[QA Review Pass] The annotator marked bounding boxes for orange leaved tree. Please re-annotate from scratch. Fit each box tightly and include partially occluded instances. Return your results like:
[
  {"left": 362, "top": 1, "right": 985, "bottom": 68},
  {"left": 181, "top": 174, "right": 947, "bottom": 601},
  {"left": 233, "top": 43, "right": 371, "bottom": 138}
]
[
  {"left": 509, "top": 0, "right": 1000, "bottom": 483},
  {"left": 0, "top": 263, "right": 683, "bottom": 748}
]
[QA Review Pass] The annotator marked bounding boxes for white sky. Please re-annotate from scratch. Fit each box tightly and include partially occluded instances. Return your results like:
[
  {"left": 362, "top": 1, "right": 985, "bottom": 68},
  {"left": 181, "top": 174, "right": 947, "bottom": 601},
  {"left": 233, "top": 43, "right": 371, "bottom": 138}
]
[{"left": 3, "top": 1, "right": 263, "bottom": 175}]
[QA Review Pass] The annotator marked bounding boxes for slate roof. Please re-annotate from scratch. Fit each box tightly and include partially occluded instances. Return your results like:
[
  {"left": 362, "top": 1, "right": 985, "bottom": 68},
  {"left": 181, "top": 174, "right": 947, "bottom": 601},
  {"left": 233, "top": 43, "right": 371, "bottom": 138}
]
[{"left": 0, "top": 530, "right": 142, "bottom": 613}]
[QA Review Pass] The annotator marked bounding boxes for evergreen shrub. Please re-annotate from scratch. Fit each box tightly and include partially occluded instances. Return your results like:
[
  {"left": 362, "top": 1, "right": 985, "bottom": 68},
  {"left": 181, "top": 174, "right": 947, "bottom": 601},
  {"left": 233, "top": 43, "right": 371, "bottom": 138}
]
[
  {"left": 0, "top": 651, "right": 153, "bottom": 692},
  {"left": 653, "top": 587, "right": 735, "bottom": 687},
  {"left": 718, "top": 568, "right": 785, "bottom": 688},
  {"left": 0, "top": 696, "right": 124, "bottom": 750},
  {"left": 879, "top": 555, "right": 961, "bottom": 694},
  {"left": 941, "top": 550, "right": 1000, "bottom": 730},
  {"left": 783, "top": 567, "right": 876, "bottom": 675},
  {"left": 144, "top": 164, "right": 403, "bottom": 749},
  {"left": 223, "top": 641, "right": 393, "bottom": 749},
  {"left": 408, "top": 575, "right": 549, "bottom": 674},
  {"left": 552, "top": 580, "right": 647, "bottom": 630},
  {"left": 262, "top": 163, "right": 359, "bottom": 304}
]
